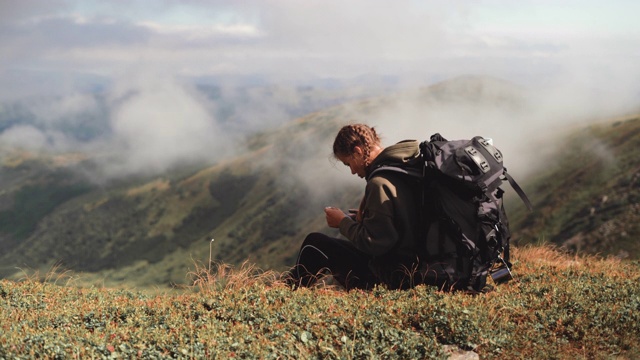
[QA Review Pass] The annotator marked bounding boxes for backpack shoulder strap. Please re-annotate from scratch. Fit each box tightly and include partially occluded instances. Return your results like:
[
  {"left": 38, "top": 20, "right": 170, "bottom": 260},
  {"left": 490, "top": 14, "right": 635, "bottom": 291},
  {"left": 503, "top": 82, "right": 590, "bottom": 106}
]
[{"left": 367, "top": 165, "right": 422, "bottom": 181}]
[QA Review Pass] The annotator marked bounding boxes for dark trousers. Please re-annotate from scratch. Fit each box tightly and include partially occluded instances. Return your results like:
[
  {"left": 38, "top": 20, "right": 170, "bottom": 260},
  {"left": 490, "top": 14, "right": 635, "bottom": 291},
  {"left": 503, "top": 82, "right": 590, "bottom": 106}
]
[{"left": 288, "top": 232, "right": 379, "bottom": 290}]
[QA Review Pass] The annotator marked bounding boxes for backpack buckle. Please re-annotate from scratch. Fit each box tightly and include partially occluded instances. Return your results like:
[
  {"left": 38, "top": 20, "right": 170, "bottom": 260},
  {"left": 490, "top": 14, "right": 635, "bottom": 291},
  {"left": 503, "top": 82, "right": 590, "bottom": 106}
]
[
  {"left": 464, "top": 146, "right": 491, "bottom": 173},
  {"left": 478, "top": 137, "right": 504, "bottom": 163}
]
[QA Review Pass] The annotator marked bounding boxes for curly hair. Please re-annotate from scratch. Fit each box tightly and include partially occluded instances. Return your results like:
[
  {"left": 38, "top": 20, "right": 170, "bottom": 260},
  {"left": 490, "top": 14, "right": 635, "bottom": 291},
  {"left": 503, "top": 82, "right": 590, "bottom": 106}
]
[{"left": 332, "top": 124, "right": 381, "bottom": 166}]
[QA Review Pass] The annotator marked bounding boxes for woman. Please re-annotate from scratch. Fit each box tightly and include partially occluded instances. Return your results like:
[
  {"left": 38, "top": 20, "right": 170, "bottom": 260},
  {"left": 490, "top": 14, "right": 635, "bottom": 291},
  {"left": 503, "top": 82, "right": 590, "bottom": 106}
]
[{"left": 286, "top": 123, "right": 427, "bottom": 290}]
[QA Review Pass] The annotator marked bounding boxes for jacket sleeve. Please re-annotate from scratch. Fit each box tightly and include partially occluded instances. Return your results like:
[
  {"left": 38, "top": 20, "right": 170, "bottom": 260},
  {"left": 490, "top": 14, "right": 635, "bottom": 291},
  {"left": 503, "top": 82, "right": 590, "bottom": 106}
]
[{"left": 339, "top": 177, "right": 399, "bottom": 256}]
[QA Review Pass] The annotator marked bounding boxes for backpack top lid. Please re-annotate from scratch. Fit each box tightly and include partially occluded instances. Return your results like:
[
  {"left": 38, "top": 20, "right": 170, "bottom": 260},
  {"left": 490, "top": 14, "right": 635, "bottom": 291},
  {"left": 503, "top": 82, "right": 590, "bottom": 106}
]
[
  {"left": 368, "top": 133, "right": 533, "bottom": 211},
  {"left": 421, "top": 134, "right": 533, "bottom": 211}
]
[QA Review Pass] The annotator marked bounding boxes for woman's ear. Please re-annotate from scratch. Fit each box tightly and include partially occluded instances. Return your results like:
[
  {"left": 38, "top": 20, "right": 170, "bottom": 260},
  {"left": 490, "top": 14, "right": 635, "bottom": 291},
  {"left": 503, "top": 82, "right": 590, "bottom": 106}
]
[{"left": 352, "top": 146, "right": 364, "bottom": 157}]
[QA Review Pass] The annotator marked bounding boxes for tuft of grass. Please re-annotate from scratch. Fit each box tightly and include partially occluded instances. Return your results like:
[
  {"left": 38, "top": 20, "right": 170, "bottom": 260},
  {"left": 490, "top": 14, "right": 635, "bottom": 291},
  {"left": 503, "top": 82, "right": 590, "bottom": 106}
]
[
  {"left": 0, "top": 245, "right": 638, "bottom": 359},
  {"left": 14, "top": 262, "right": 79, "bottom": 288},
  {"left": 188, "top": 258, "right": 280, "bottom": 293}
]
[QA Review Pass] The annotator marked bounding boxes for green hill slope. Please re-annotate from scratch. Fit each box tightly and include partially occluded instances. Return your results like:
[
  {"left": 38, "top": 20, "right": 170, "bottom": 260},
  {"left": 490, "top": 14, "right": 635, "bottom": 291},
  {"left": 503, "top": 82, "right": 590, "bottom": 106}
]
[
  {"left": 508, "top": 114, "right": 640, "bottom": 259},
  {"left": 0, "top": 76, "right": 638, "bottom": 289},
  {"left": 0, "top": 113, "right": 361, "bottom": 288}
]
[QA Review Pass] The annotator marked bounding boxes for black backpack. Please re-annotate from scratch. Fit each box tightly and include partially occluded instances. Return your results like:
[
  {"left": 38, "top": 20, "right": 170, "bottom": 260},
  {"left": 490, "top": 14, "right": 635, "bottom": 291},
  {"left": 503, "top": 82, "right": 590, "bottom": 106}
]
[{"left": 369, "top": 133, "right": 532, "bottom": 292}]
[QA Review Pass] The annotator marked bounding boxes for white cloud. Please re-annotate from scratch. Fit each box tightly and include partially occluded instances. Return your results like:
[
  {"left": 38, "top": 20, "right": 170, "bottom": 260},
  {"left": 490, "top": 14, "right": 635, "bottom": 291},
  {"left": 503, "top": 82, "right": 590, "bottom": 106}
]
[
  {"left": 98, "top": 71, "right": 233, "bottom": 177},
  {"left": 0, "top": 0, "right": 637, "bottom": 89},
  {"left": 30, "top": 93, "right": 100, "bottom": 124},
  {"left": 0, "top": 125, "right": 48, "bottom": 150},
  {"left": 0, "top": 0, "right": 638, "bottom": 182},
  {"left": 139, "top": 21, "right": 263, "bottom": 40}
]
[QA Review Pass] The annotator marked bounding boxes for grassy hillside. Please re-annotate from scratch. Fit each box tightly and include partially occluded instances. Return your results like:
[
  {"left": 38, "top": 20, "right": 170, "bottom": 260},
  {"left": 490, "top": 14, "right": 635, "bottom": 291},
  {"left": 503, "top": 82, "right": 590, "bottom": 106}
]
[
  {"left": 0, "top": 112, "right": 361, "bottom": 288},
  {"left": 0, "top": 152, "right": 95, "bottom": 266},
  {"left": 0, "top": 76, "right": 638, "bottom": 290},
  {"left": 1, "top": 246, "right": 638, "bottom": 359},
  {"left": 508, "top": 114, "right": 640, "bottom": 259}
]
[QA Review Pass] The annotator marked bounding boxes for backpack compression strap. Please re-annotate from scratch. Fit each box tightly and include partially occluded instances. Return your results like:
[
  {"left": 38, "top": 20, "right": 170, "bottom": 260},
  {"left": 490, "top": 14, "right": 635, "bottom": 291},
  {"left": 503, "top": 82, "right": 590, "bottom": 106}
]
[
  {"left": 369, "top": 164, "right": 534, "bottom": 212},
  {"left": 503, "top": 171, "right": 533, "bottom": 211}
]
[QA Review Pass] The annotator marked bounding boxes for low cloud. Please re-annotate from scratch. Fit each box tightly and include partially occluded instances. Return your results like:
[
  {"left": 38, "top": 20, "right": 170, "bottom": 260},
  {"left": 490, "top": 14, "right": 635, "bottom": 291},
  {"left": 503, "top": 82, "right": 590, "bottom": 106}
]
[
  {"left": 0, "top": 71, "right": 235, "bottom": 179},
  {"left": 29, "top": 93, "right": 101, "bottom": 125},
  {"left": 0, "top": 125, "right": 48, "bottom": 150},
  {"left": 0, "top": 0, "right": 638, "bottom": 189},
  {"left": 95, "top": 72, "right": 234, "bottom": 178}
]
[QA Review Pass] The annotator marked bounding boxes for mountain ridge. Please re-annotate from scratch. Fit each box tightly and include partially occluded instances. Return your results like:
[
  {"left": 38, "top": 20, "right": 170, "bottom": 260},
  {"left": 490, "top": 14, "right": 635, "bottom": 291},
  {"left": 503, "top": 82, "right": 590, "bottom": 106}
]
[{"left": 0, "top": 76, "right": 638, "bottom": 288}]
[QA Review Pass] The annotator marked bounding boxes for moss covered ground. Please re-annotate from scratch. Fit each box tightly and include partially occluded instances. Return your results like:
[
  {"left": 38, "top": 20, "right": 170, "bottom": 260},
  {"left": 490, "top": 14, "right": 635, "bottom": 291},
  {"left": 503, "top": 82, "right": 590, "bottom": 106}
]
[{"left": 1, "top": 246, "right": 639, "bottom": 359}]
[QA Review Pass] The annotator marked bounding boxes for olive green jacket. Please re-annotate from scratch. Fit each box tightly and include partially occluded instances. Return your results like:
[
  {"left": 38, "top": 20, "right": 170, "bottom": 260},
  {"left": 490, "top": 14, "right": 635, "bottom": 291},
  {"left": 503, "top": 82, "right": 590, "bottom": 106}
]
[{"left": 339, "top": 140, "right": 423, "bottom": 285}]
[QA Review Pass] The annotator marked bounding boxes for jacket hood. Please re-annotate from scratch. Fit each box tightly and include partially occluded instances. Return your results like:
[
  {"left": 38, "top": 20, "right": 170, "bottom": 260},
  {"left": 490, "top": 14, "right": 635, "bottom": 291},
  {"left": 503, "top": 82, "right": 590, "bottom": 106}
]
[{"left": 366, "top": 140, "right": 421, "bottom": 177}]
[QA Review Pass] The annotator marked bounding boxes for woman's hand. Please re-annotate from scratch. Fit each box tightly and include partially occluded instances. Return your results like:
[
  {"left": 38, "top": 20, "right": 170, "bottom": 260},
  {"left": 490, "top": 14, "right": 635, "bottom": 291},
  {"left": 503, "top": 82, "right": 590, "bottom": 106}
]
[
  {"left": 349, "top": 209, "right": 362, "bottom": 222},
  {"left": 324, "top": 207, "right": 347, "bottom": 228}
]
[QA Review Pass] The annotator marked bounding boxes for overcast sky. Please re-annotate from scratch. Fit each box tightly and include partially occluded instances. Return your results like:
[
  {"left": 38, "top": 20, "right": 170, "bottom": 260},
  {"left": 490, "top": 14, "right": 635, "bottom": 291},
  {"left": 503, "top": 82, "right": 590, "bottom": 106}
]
[
  {"left": 1, "top": 0, "right": 638, "bottom": 94},
  {"left": 0, "top": 0, "right": 638, "bottom": 180}
]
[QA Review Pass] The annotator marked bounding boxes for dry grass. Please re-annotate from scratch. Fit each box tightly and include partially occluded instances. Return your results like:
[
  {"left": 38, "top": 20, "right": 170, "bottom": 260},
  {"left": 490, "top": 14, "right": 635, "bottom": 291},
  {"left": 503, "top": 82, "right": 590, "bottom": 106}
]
[
  {"left": 513, "top": 243, "right": 632, "bottom": 277},
  {"left": 188, "top": 258, "right": 280, "bottom": 293},
  {"left": 1, "top": 244, "right": 638, "bottom": 359},
  {"left": 14, "top": 262, "right": 79, "bottom": 288}
]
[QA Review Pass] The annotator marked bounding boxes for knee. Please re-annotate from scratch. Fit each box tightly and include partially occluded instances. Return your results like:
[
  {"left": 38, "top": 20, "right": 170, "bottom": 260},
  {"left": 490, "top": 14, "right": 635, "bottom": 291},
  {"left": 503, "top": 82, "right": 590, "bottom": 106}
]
[
  {"left": 302, "top": 232, "right": 327, "bottom": 247},
  {"left": 298, "top": 233, "right": 332, "bottom": 261}
]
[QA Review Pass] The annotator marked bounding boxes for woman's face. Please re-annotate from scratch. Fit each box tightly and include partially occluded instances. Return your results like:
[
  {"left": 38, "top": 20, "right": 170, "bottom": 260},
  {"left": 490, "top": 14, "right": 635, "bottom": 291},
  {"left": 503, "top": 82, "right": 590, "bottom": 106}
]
[{"left": 337, "top": 147, "right": 367, "bottom": 178}]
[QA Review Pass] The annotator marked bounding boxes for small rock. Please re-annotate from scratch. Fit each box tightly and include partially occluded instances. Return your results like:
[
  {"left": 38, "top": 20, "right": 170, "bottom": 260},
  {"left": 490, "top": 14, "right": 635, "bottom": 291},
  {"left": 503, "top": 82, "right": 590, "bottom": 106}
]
[{"left": 442, "top": 345, "right": 479, "bottom": 360}]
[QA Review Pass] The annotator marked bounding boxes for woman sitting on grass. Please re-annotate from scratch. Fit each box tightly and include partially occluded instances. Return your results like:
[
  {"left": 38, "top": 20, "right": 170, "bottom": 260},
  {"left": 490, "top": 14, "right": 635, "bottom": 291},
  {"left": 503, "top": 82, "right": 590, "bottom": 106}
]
[{"left": 286, "top": 123, "right": 429, "bottom": 290}]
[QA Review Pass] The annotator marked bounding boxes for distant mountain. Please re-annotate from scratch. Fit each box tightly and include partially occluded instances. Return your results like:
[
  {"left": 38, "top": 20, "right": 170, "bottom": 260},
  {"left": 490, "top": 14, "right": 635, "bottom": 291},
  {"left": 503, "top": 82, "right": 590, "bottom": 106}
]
[
  {"left": 0, "top": 81, "right": 388, "bottom": 148},
  {"left": 422, "top": 75, "right": 528, "bottom": 105},
  {"left": 0, "top": 75, "right": 637, "bottom": 289}
]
